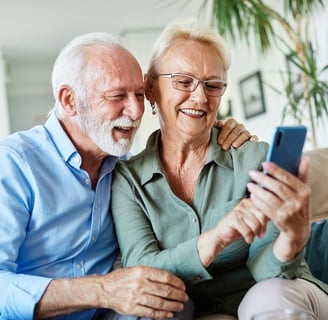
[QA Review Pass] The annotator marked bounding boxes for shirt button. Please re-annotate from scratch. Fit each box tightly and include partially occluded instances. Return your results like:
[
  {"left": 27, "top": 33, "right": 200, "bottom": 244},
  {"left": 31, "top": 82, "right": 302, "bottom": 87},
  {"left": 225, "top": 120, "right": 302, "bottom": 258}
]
[
  {"left": 91, "top": 236, "right": 96, "bottom": 242},
  {"left": 76, "top": 263, "right": 82, "bottom": 269},
  {"left": 192, "top": 217, "right": 197, "bottom": 223},
  {"left": 195, "top": 275, "right": 202, "bottom": 280},
  {"left": 74, "top": 156, "right": 81, "bottom": 166},
  {"left": 85, "top": 178, "right": 90, "bottom": 185}
]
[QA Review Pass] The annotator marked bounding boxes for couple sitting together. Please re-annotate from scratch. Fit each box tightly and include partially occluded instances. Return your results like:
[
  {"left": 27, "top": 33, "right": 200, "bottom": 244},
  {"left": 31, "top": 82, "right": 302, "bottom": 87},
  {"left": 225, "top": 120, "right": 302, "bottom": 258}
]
[{"left": 0, "top": 19, "right": 327, "bottom": 320}]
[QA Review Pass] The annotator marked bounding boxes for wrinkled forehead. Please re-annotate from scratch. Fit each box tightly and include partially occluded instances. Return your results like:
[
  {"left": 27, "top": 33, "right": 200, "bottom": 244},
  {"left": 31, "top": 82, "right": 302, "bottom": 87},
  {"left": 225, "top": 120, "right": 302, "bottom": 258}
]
[
  {"left": 160, "top": 40, "right": 226, "bottom": 77},
  {"left": 84, "top": 46, "right": 144, "bottom": 90}
]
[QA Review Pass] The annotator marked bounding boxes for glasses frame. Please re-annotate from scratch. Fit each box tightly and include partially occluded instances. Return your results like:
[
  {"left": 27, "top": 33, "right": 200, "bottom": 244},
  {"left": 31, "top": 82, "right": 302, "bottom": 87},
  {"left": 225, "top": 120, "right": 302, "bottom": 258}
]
[{"left": 156, "top": 72, "right": 227, "bottom": 97}]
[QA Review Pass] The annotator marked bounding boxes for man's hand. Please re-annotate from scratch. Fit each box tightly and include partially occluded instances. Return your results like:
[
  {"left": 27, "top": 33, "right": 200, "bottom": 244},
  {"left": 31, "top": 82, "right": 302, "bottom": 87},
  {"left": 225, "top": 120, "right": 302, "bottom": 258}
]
[
  {"left": 215, "top": 118, "right": 258, "bottom": 151},
  {"left": 35, "top": 266, "right": 188, "bottom": 319},
  {"left": 101, "top": 266, "right": 188, "bottom": 318}
]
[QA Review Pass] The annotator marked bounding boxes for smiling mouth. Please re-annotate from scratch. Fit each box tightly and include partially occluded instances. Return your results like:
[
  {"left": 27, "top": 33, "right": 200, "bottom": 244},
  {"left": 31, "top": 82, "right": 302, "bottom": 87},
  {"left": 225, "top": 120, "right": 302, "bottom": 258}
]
[
  {"left": 114, "top": 126, "right": 134, "bottom": 133},
  {"left": 180, "top": 108, "right": 205, "bottom": 117}
]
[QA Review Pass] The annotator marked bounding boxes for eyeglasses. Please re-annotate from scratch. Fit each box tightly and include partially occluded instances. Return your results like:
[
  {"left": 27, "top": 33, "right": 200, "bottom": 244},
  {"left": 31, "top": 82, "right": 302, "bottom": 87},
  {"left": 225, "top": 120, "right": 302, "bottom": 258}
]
[{"left": 155, "top": 73, "right": 227, "bottom": 97}]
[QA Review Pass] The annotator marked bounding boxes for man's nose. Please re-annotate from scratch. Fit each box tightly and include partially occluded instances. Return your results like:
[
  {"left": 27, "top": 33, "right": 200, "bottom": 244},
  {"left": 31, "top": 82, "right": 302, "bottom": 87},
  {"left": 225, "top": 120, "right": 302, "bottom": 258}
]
[{"left": 123, "top": 95, "right": 145, "bottom": 120}]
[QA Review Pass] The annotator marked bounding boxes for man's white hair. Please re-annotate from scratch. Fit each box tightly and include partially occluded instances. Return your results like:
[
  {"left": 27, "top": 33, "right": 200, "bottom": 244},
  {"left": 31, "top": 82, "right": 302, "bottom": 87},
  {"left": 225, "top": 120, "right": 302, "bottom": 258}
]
[{"left": 50, "top": 32, "right": 125, "bottom": 119}]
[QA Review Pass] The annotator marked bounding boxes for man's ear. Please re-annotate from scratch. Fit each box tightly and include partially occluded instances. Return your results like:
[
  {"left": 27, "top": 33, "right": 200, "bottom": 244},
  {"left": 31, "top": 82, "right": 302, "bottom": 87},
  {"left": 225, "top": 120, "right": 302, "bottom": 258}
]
[{"left": 58, "top": 86, "right": 77, "bottom": 116}]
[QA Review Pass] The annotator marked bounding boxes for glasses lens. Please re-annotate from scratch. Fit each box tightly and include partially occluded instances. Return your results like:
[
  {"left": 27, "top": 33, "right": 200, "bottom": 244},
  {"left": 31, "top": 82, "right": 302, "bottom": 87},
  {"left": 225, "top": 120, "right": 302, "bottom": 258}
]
[
  {"left": 171, "top": 74, "right": 195, "bottom": 92},
  {"left": 170, "top": 74, "right": 226, "bottom": 96},
  {"left": 204, "top": 80, "right": 226, "bottom": 96}
]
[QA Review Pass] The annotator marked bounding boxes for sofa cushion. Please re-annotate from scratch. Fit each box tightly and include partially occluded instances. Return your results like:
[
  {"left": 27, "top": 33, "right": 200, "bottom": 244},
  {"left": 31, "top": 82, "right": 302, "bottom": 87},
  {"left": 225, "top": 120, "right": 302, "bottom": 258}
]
[
  {"left": 304, "top": 148, "right": 328, "bottom": 220},
  {"left": 305, "top": 220, "right": 328, "bottom": 284}
]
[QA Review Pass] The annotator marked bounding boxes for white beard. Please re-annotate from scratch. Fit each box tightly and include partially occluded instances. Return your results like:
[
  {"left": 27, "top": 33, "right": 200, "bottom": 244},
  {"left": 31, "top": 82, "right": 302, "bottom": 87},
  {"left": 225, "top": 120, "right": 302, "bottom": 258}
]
[{"left": 76, "top": 105, "right": 140, "bottom": 157}]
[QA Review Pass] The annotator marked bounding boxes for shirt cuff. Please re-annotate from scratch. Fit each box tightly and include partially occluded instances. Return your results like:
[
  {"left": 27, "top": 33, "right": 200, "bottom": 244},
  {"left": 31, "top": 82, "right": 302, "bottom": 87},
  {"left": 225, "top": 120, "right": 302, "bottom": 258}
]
[
  {"left": 250, "top": 242, "right": 305, "bottom": 281},
  {"left": 171, "top": 237, "right": 213, "bottom": 285},
  {"left": 2, "top": 274, "right": 52, "bottom": 320}
]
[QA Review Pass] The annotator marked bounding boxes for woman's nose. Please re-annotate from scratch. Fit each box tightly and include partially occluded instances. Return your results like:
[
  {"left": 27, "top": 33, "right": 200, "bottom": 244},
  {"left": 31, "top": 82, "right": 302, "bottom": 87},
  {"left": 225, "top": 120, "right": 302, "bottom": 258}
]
[{"left": 190, "top": 82, "right": 208, "bottom": 104}]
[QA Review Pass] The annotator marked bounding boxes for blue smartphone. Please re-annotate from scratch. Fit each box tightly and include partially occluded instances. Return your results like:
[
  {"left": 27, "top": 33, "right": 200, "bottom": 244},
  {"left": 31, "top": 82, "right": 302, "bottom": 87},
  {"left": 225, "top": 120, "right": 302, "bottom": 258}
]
[{"left": 265, "top": 125, "right": 307, "bottom": 176}]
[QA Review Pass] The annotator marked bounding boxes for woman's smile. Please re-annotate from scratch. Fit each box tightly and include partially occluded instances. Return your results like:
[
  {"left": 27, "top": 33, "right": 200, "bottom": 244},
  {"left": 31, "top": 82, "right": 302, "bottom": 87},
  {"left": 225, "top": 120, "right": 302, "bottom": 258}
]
[{"left": 179, "top": 108, "right": 205, "bottom": 117}]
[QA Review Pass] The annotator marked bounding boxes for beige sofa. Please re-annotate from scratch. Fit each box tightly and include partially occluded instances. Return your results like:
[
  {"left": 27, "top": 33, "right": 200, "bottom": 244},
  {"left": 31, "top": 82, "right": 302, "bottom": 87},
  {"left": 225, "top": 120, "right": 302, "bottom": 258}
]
[
  {"left": 302, "top": 147, "right": 328, "bottom": 284},
  {"left": 305, "top": 148, "right": 328, "bottom": 221}
]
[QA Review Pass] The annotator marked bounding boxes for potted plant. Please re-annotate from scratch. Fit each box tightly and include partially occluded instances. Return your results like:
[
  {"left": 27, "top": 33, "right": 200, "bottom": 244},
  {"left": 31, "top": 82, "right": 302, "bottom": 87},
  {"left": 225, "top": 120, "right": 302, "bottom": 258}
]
[{"left": 206, "top": 0, "right": 328, "bottom": 147}]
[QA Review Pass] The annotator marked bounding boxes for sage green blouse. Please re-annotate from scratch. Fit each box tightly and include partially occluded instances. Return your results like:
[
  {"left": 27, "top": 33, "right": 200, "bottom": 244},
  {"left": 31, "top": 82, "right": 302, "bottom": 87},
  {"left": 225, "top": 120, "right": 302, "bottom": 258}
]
[{"left": 111, "top": 128, "right": 328, "bottom": 315}]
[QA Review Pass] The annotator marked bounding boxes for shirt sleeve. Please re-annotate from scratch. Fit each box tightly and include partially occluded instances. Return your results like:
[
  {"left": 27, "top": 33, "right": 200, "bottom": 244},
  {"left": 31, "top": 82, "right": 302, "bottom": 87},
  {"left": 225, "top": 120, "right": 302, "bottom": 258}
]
[
  {"left": 0, "top": 274, "right": 52, "bottom": 319},
  {"left": 247, "top": 221, "right": 305, "bottom": 280},
  {"left": 0, "top": 146, "right": 52, "bottom": 319}
]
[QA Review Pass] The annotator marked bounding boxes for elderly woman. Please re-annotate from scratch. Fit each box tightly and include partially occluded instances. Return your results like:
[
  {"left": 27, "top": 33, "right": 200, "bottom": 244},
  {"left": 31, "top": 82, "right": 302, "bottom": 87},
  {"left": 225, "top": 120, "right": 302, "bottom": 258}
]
[{"left": 111, "top": 21, "right": 328, "bottom": 319}]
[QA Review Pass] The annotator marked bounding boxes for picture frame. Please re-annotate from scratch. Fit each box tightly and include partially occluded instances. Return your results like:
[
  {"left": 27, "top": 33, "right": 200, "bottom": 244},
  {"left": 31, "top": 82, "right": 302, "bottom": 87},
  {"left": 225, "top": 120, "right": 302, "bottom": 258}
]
[{"left": 239, "top": 71, "right": 266, "bottom": 119}]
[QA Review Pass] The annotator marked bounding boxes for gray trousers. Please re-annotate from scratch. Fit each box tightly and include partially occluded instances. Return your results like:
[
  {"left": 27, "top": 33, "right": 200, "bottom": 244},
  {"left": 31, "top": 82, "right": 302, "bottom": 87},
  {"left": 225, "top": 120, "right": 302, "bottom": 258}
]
[
  {"left": 100, "top": 278, "right": 328, "bottom": 320},
  {"left": 98, "top": 299, "right": 194, "bottom": 320}
]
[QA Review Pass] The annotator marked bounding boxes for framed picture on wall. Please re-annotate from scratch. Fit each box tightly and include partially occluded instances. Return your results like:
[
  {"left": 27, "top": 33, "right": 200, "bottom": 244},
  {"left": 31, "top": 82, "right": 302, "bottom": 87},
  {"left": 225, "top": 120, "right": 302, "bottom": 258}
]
[{"left": 239, "top": 71, "right": 266, "bottom": 119}]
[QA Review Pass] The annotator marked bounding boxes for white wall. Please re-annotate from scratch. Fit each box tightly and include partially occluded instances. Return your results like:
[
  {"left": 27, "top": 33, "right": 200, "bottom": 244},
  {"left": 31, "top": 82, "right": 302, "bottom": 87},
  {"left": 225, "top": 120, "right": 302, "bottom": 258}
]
[
  {"left": 0, "top": 50, "right": 10, "bottom": 138},
  {"left": 6, "top": 60, "right": 53, "bottom": 132}
]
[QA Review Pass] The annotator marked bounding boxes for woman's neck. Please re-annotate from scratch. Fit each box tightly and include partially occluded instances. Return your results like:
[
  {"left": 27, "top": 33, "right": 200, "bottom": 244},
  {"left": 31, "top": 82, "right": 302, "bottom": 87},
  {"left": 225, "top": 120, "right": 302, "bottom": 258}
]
[{"left": 159, "top": 131, "right": 210, "bottom": 205}]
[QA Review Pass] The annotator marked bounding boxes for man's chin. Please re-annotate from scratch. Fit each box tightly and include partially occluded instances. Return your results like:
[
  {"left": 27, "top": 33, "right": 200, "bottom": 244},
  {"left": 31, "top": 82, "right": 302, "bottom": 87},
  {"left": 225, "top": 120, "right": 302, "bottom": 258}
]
[{"left": 101, "top": 139, "right": 132, "bottom": 157}]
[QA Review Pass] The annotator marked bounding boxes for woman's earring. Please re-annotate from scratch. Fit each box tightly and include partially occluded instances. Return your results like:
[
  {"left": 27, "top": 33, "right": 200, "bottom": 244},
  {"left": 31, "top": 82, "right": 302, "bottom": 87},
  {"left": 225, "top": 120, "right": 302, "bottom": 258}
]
[{"left": 151, "top": 104, "right": 156, "bottom": 115}]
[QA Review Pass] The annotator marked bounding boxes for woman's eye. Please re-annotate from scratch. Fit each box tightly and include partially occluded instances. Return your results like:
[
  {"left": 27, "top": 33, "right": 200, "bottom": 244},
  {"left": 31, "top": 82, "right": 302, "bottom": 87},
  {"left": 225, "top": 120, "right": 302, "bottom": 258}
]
[
  {"left": 206, "top": 83, "right": 219, "bottom": 90},
  {"left": 178, "top": 79, "right": 192, "bottom": 86},
  {"left": 205, "top": 82, "right": 224, "bottom": 90}
]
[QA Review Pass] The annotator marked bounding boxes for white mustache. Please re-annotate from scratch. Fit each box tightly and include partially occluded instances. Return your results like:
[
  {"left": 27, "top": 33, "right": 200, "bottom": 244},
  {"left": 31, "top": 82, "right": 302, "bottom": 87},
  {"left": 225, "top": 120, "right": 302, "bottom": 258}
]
[{"left": 110, "top": 117, "right": 141, "bottom": 129}]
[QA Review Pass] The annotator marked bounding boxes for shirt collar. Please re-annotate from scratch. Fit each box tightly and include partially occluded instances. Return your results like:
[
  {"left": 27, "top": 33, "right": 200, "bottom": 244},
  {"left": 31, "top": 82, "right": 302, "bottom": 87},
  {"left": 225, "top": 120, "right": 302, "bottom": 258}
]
[
  {"left": 140, "top": 130, "right": 163, "bottom": 185},
  {"left": 45, "top": 113, "right": 77, "bottom": 163},
  {"left": 206, "top": 127, "right": 234, "bottom": 169},
  {"left": 140, "top": 128, "right": 233, "bottom": 185},
  {"left": 45, "top": 113, "right": 119, "bottom": 174}
]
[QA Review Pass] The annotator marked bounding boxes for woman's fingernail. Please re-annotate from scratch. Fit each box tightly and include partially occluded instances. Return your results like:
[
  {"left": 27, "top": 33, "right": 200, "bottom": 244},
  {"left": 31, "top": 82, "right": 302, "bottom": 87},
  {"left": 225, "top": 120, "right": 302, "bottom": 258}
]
[{"left": 258, "top": 232, "right": 265, "bottom": 239}]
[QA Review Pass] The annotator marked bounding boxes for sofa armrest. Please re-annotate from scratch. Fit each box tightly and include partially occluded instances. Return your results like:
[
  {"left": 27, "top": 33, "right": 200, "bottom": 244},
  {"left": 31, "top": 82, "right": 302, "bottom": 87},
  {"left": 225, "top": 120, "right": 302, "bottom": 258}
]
[{"left": 304, "top": 148, "right": 328, "bottom": 221}]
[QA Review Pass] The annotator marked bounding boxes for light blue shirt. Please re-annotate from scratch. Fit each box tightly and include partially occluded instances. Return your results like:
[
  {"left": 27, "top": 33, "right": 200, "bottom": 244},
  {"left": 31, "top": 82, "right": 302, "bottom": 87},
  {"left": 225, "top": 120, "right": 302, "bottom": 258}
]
[{"left": 0, "top": 114, "right": 119, "bottom": 320}]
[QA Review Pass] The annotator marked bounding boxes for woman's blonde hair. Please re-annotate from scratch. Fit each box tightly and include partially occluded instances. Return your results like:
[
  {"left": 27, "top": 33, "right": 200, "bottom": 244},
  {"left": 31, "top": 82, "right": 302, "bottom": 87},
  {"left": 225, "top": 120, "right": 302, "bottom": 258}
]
[{"left": 146, "top": 20, "right": 231, "bottom": 80}]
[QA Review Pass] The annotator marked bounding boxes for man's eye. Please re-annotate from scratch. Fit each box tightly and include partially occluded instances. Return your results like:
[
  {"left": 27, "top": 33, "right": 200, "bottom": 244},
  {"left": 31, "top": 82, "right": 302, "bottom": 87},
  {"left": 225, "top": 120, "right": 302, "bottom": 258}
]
[
  {"left": 136, "top": 93, "right": 145, "bottom": 101},
  {"left": 104, "top": 94, "right": 125, "bottom": 101}
]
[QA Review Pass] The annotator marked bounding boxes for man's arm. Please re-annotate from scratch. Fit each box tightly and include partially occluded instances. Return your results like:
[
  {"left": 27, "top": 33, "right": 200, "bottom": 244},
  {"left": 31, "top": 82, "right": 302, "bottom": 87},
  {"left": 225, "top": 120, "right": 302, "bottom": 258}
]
[
  {"left": 34, "top": 266, "right": 188, "bottom": 319},
  {"left": 215, "top": 118, "right": 258, "bottom": 150}
]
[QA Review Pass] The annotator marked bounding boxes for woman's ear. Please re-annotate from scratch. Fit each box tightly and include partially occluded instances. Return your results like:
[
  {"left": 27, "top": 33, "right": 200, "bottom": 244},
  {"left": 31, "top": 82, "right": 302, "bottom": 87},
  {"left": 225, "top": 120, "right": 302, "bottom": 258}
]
[
  {"left": 144, "top": 73, "right": 155, "bottom": 105},
  {"left": 58, "top": 86, "right": 77, "bottom": 116}
]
